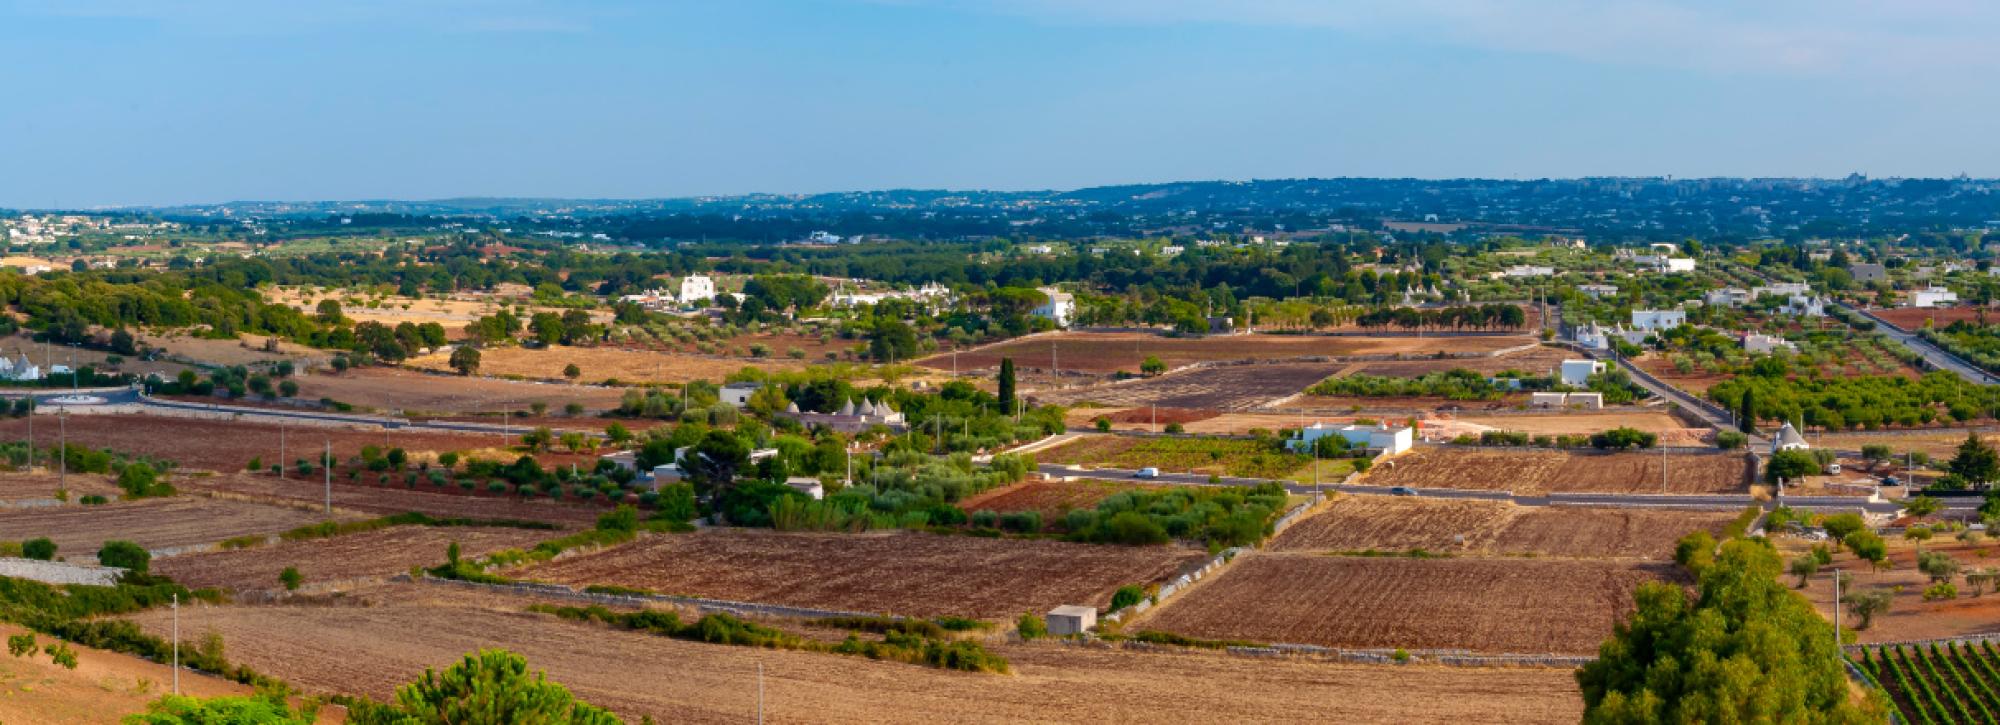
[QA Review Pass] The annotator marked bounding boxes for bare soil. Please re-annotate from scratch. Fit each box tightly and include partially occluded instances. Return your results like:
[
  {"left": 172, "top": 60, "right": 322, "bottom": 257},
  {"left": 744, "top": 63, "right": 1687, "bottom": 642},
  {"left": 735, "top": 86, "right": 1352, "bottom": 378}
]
[
  {"left": 405, "top": 345, "right": 802, "bottom": 385},
  {"left": 923, "top": 331, "right": 1534, "bottom": 375},
  {"left": 1359, "top": 447, "right": 1750, "bottom": 495},
  {"left": 1269, "top": 496, "right": 1737, "bottom": 560},
  {"left": 955, "top": 479, "right": 1158, "bottom": 525},
  {"left": 0, "top": 471, "right": 122, "bottom": 502},
  {"left": 293, "top": 367, "right": 630, "bottom": 414},
  {"left": 508, "top": 528, "right": 1206, "bottom": 619},
  {"left": 153, "top": 525, "right": 556, "bottom": 593},
  {"left": 182, "top": 473, "right": 606, "bottom": 529},
  {"left": 0, "top": 415, "right": 501, "bottom": 473},
  {"left": 1039, "top": 362, "right": 1346, "bottom": 410},
  {"left": 0, "top": 623, "right": 317, "bottom": 724},
  {"left": 1788, "top": 538, "right": 2000, "bottom": 643},
  {"left": 0, "top": 496, "right": 346, "bottom": 560}
]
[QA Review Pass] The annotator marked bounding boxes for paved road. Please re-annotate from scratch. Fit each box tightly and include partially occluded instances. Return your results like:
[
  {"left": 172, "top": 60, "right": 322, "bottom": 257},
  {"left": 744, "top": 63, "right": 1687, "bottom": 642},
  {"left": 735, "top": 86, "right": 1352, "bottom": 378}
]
[{"left": 1843, "top": 302, "right": 1998, "bottom": 385}]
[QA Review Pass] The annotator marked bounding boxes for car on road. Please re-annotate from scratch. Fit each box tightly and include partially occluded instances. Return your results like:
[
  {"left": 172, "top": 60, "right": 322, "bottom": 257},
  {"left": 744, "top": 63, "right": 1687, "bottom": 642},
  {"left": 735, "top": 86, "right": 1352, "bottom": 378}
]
[
  {"left": 1134, "top": 467, "right": 1160, "bottom": 479},
  {"left": 1388, "top": 486, "right": 1416, "bottom": 496}
]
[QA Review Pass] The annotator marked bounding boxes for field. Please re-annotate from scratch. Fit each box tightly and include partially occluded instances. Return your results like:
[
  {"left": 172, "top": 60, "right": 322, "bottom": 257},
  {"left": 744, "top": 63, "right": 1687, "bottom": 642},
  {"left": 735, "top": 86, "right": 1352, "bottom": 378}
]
[
  {"left": 955, "top": 479, "right": 1158, "bottom": 523},
  {"left": 1814, "top": 429, "right": 2000, "bottom": 460},
  {"left": 405, "top": 344, "right": 802, "bottom": 384},
  {"left": 153, "top": 524, "right": 556, "bottom": 593},
  {"left": 0, "top": 471, "right": 121, "bottom": 502},
  {"left": 1872, "top": 306, "right": 1994, "bottom": 331},
  {"left": 184, "top": 473, "right": 606, "bottom": 528},
  {"left": 1035, "top": 434, "right": 1308, "bottom": 479},
  {"left": 123, "top": 585, "right": 1583, "bottom": 723},
  {"left": 1423, "top": 411, "right": 1712, "bottom": 447},
  {"left": 922, "top": 331, "right": 1535, "bottom": 375},
  {"left": 1039, "top": 362, "right": 1345, "bottom": 410},
  {"left": 0, "top": 414, "right": 504, "bottom": 473},
  {"left": 0, "top": 496, "right": 346, "bottom": 559},
  {"left": 1359, "top": 447, "right": 1749, "bottom": 495},
  {"left": 291, "top": 367, "right": 630, "bottom": 414},
  {"left": 1635, "top": 335, "right": 1921, "bottom": 394},
  {"left": 266, "top": 286, "right": 610, "bottom": 336},
  {"left": 1268, "top": 496, "right": 1736, "bottom": 560},
  {"left": 508, "top": 528, "right": 1206, "bottom": 619},
  {"left": 1133, "top": 553, "right": 1669, "bottom": 654},
  {"left": 0, "top": 623, "right": 290, "bottom": 724},
  {"left": 1338, "top": 344, "right": 1571, "bottom": 377},
  {"left": 1858, "top": 641, "right": 2000, "bottom": 724},
  {"left": 1792, "top": 539, "right": 2000, "bottom": 643}
]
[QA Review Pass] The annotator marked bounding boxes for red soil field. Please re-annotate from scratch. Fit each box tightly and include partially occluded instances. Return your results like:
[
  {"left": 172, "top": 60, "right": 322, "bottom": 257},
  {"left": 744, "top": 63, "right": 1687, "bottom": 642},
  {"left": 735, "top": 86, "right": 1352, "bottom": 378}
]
[
  {"left": 183, "top": 473, "right": 605, "bottom": 528},
  {"left": 1871, "top": 306, "right": 1995, "bottom": 331},
  {"left": 0, "top": 415, "right": 501, "bottom": 473},
  {"left": 955, "top": 479, "right": 1156, "bottom": 524}
]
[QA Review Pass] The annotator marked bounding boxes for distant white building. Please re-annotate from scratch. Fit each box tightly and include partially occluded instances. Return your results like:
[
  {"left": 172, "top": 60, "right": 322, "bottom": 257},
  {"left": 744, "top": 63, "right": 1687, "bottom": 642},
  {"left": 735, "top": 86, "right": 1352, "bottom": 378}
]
[
  {"left": 1743, "top": 333, "right": 1796, "bottom": 355},
  {"left": 0, "top": 354, "right": 42, "bottom": 382},
  {"left": 678, "top": 275, "right": 717, "bottom": 305},
  {"left": 807, "top": 231, "right": 844, "bottom": 244},
  {"left": 1705, "top": 288, "right": 1752, "bottom": 307},
  {"left": 1771, "top": 422, "right": 1810, "bottom": 455},
  {"left": 1022, "top": 244, "right": 1055, "bottom": 255},
  {"left": 1557, "top": 359, "right": 1606, "bottom": 387},
  {"left": 1910, "top": 287, "right": 1959, "bottom": 308},
  {"left": 1159, "top": 245, "right": 1185, "bottom": 257},
  {"left": 1660, "top": 258, "right": 1696, "bottom": 273},
  {"left": 1033, "top": 288, "right": 1074, "bottom": 328},
  {"left": 1630, "top": 309, "right": 1686, "bottom": 332},
  {"left": 1503, "top": 265, "right": 1555, "bottom": 278},
  {"left": 1578, "top": 284, "right": 1619, "bottom": 298},
  {"left": 1574, "top": 323, "right": 1614, "bottom": 350},
  {"left": 1289, "top": 422, "right": 1414, "bottom": 456},
  {"left": 719, "top": 382, "right": 761, "bottom": 408},
  {"left": 1781, "top": 295, "right": 1826, "bottom": 317}
]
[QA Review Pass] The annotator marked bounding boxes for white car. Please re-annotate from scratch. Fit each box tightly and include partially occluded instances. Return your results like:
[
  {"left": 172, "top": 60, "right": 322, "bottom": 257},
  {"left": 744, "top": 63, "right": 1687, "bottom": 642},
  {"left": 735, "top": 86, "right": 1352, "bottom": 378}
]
[{"left": 1134, "top": 467, "right": 1160, "bottom": 479}]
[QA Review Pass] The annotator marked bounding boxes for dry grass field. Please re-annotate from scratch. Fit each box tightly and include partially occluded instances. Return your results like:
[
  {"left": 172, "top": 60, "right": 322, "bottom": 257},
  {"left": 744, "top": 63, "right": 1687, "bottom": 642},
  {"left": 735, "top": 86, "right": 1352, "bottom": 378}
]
[
  {"left": 1035, "top": 434, "right": 1308, "bottom": 479},
  {"left": 1789, "top": 539, "right": 2000, "bottom": 644},
  {"left": 955, "top": 479, "right": 1158, "bottom": 524},
  {"left": 923, "top": 331, "right": 1535, "bottom": 375},
  {"left": 1360, "top": 447, "right": 1749, "bottom": 495},
  {"left": 124, "top": 585, "right": 1583, "bottom": 724},
  {"left": 1269, "top": 496, "right": 1736, "bottom": 560},
  {"left": 185, "top": 473, "right": 606, "bottom": 528},
  {"left": 1038, "top": 362, "right": 1346, "bottom": 410},
  {"left": 0, "top": 496, "right": 347, "bottom": 558},
  {"left": 1134, "top": 553, "right": 1670, "bottom": 655},
  {"left": 1340, "top": 344, "right": 1570, "bottom": 377},
  {"left": 266, "top": 286, "right": 612, "bottom": 334},
  {"left": 153, "top": 524, "right": 556, "bottom": 593},
  {"left": 0, "top": 471, "right": 121, "bottom": 502},
  {"left": 509, "top": 528, "right": 1206, "bottom": 619},
  {"left": 406, "top": 345, "right": 802, "bottom": 384},
  {"left": 0, "top": 623, "right": 300, "bottom": 725},
  {"left": 292, "top": 367, "right": 629, "bottom": 414},
  {"left": 1814, "top": 429, "right": 2000, "bottom": 460}
]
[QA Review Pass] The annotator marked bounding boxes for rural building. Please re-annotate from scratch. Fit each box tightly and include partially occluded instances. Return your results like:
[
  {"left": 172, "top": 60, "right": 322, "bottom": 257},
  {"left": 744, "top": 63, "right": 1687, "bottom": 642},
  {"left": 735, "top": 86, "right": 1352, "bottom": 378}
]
[
  {"left": 1909, "top": 287, "right": 1959, "bottom": 308},
  {"left": 1288, "top": 422, "right": 1414, "bottom": 456},
  {"left": 1578, "top": 284, "right": 1619, "bottom": 298},
  {"left": 783, "top": 477, "right": 825, "bottom": 500},
  {"left": 1529, "top": 392, "right": 1568, "bottom": 408},
  {"left": 1742, "top": 333, "right": 1796, "bottom": 355},
  {"left": 1754, "top": 282, "right": 1811, "bottom": 298},
  {"left": 779, "top": 397, "right": 908, "bottom": 433},
  {"left": 1574, "top": 323, "right": 1614, "bottom": 350},
  {"left": 1705, "top": 288, "right": 1752, "bottom": 307},
  {"left": 1033, "top": 288, "right": 1075, "bottom": 328},
  {"left": 649, "top": 463, "right": 683, "bottom": 485},
  {"left": 599, "top": 450, "right": 638, "bottom": 474},
  {"left": 1781, "top": 295, "right": 1826, "bottom": 317},
  {"left": 678, "top": 275, "right": 717, "bottom": 305},
  {"left": 1503, "top": 265, "right": 1554, "bottom": 278},
  {"left": 1629, "top": 309, "right": 1685, "bottom": 332},
  {"left": 1658, "top": 258, "right": 1696, "bottom": 273},
  {"left": 1557, "top": 359, "right": 1605, "bottom": 386},
  {"left": 1565, "top": 392, "right": 1603, "bottom": 409},
  {"left": 0, "top": 354, "right": 43, "bottom": 381},
  {"left": 719, "top": 382, "right": 762, "bottom": 408},
  {"left": 1771, "top": 422, "right": 1810, "bottom": 454},
  {"left": 1047, "top": 605, "right": 1097, "bottom": 636},
  {"left": 1850, "top": 263, "right": 1888, "bottom": 284}
]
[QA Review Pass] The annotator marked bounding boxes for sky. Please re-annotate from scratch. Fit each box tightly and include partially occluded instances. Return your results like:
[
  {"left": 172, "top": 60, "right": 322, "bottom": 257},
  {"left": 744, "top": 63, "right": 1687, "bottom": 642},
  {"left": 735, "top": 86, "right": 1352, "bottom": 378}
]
[{"left": 2, "top": 0, "right": 1999, "bottom": 207}]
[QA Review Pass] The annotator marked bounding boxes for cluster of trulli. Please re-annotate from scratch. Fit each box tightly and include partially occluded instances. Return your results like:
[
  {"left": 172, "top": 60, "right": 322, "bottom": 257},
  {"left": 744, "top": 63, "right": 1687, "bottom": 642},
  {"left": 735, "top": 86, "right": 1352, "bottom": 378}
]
[{"left": 0, "top": 353, "right": 42, "bottom": 382}]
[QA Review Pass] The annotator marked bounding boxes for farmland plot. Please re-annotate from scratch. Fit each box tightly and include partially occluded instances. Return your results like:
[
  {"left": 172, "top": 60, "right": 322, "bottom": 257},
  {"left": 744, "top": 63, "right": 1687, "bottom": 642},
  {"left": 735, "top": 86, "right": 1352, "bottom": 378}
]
[
  {"left": 406, "top": 345, "right": 801, "bottom": 384},
  {"left": 0, "top": 497, "right": 347, "bottom": 559},
  {"left": 1269, "top": 496, "right": 1736, "bottom": 560},
  {"left": 124, "top": 586, "right": 1583, "bottom": 724},
  {"left": 0, "top": 415, "right": 498, "bottom": 473},
  {"left": 184, "top": 473, "right": 605, "bottom": 528},
  {"left": 508, "top": 528, "right": 1206, "bottom": 619},
  {"left": 1036, "top": 435, "right": 1307, "bottom": 479},
  {"left": 1135, "top": 553, "right": 1669, "bottom": 655},
  {"left": 1859, "top": 641, "right": 2000, "bottom": 725},
  {"left": 925, "top": 331, "right": 1534, "bottom": 375},
  {"left": 955, "top": 479, "right": 1158, "bottom": 524},
  {"left": 291, "top": 367, "right": 629, "bottom": 414},
  {"left": 1038, "top": 362, "right": 1346, "bottom": 410},
  {"left": 0, "top": 471, "right": 121, "bottom": 503},
  {"left": 153, "top": 525, "right": 555, "bottom": 592},
  {"left": 1360, "top": 447, "right": 1748, "bottom": 495}
]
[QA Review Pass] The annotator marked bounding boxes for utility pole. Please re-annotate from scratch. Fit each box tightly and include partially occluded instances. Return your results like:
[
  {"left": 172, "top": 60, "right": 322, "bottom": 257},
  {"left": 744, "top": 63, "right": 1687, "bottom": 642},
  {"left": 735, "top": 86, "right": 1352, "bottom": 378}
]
[
  {"left": 323, "top": 439, "right": 331, "bottom": 515},
  {"left": 171, "top": 592, "right": 180, "bottom": 695},
  {"left": 57, "top": 408, "right": 65, "bottom": 490},
  {"left": 1833, "top": 570, "right": 1842, "bottom": 654},
  {"left": 279, "top": 423, "right": 286, "bottom": 479},
  {"left": 24, "top": 396, "right": 31, "bottom": 471}
]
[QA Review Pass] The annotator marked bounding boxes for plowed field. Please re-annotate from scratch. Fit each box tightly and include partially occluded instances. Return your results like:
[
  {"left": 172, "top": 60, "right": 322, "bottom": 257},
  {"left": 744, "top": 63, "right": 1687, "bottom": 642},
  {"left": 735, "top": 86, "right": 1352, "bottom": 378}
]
[
  {"left": 508, "top": 528, "right": 1206, "bottom": 619},
  {"left": 925, "top": 332, "right": 1534, "bottom": 374},
  {"left": 955, "top": 479, "right": 1157, "bottom": 523},
  {"left": 1039, "top": 362, "right": 1345, "bottom": 410},
  {"left": 0, "top": 471, "right": 121, "bottom": 502},
  {"left": 124, "top": 585, "right": 1583, "bottom": 724},
  {"left": 153, "top": 525, "right": 556, "bottom": 593},
  {"left": 1269, "top": 496, "right": 1736, "bottom": 559},
  {"left": 1360, "top": 448, "right": 1748, "bottom": 494},
  {"left": 183, "top": 473, "right": 605, "bottom": 528},
  {"left": 1136, "top": 554, "right": 1671, "bottom": 654},
  {"left": 0, "top": 497, "right": 345, "bottom": 559},
  {"left": 291, "top": 367, "right": 629, "bottom": 414},
  {"left": 0, "top": 415, "right": 497, "bottom": 473}
]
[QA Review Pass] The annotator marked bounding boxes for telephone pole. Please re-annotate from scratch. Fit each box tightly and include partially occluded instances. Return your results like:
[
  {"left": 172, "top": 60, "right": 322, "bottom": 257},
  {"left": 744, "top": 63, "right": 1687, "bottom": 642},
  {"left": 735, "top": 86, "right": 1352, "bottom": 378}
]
[
  {"left": 323, "top": 439, "right": 332, "bottom": 515},
  {"left": 171, "top": 592, "right": 180, "bottom": 695}
]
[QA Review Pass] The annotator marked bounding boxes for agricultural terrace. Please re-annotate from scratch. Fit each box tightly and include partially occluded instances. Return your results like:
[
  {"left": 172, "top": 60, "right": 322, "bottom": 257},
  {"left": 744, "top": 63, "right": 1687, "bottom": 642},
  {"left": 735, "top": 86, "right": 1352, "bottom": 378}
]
[
  {"left": 1036, "top": 435, "right": 1309, "bottom": 479},
  {"left": 1269, "top": 496, "right": 1738, "bottom": 560},
  {"left": 1708, "top": 370, "right": 2000, "bottom": 430},
  {"left": 1793, "top": 539, "right": 2000, "bottom": 644},
  {"left": 0, "top": 497, "right": 349, "bottom": 559},
  {"left": 507, "top": 528, "right": 1206, "bottom": 619},
  {"left": 153, "top": 524, "right": 556, "bottom": 593},
  {"left": 1431, "top": 411, "right": 1708, "bottom": 447},
  {"left": 1039, "top": 361, "right": 1344, "bottom": 411},
  {"left": 406, "top": 345, "right": 803, "bottom": 385},
  {"left": 1919, "top": 320, "right": 2000, "bottom": 376},
  {"left": 123, "top": 586, "right": 1585, "bottom": 723},
  {"left": 1359, "top": 447, "right": 1749, "bottom": 495},
  {"left": 290, "top": 367, "right": 629, "bottom": 414},
  {"left": 1858, "top": 642, "right": 2000, "bottom": 725},
  {"left": 1133, "top": 553, "right": 1668, "bottom": 655},
  {"left": 924, "top": 331, "right": 1535, "bottom": 375},
  {"left": 955, "top": 479, "right": 1158, "bottom": 525},
  {"left": 184, "top": 473, "right": 606, "bottom": 528},
  {"left": 0, "top": 415, "right": 498, "bottom": 473}
]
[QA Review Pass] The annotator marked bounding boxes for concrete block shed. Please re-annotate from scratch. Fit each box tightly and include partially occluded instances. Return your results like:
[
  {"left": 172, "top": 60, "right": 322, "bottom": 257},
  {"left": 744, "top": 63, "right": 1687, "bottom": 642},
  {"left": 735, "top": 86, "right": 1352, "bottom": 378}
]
[{"left": 1047, "top": 605, "right": 1097, "bottom": 636}]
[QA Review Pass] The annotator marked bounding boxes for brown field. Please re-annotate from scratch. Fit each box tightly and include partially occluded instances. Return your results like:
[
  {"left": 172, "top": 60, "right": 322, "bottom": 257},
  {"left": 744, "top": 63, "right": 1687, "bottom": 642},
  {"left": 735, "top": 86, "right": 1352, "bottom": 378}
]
[
  {"left": 509, "top": 528, "right": 1206, "bottom": 619},
  {"left": 1360, "top": 447, "right": 1749, "bottom": 495},
  {"left": 955, "top": 479, "right": 1157, "bottom": 524},
  {"left": 1039, "top": 362, "right": 1344, "bottom": 410},
  {"left": 406, "top": 344, "right": 802, "bottom": 384},
  {"left": 1790, "top": 539, "right": 2000, "bottom": 643},
  {"left": 1422, "top": 411, "right": 1712, "bottom": 446},
  {"left": 1871, "top": 306, "right": 1994, "bottom": 331},
  {"left": 0, "top": 496, "right": 346, "bottom": 559},
  {"left": 1342, "top": 344, "right": 1570, "bottom": 377},
  {"left": 1033, "top": 434, "right": 1307, "bottom": 479},
  {"left": 1814, "top": 429, "right": 2000, "bottom": 459},
  {"left": 183, "top": 473, "right": 606, "bottom": 528},
  {"left": 0, "top": 414, "right": 502, "bottom": 473},
  {"left": 125, "top": 585, "right": 1582, "bottom": 724},
  {"left": 1135, "top": 553, "right": 1669, "bottom": 654},
  {"left": 0, "top": 623, "right": 304, "bottom": 725},
  {"left": 153, "top": 525, "right": 556, "bottom": 593},
  {"left": 143, "top": 332, "right": 320, "bottom": 367},
  {"left": 292, "top": 367, "right": 630, "bottom": 414},
  {"left": 1269, "top": 496, "right": 1736, "bottom": 560},
  {"left": 0, "top": 470, "right": 121, "bottom": 502},
  {"left": 922, "top": 331, "right": 1535, "bottom": 375}
]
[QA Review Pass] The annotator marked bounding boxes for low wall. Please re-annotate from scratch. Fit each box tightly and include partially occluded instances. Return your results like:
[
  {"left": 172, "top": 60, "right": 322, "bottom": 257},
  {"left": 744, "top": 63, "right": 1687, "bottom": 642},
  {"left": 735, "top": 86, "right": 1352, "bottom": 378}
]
[
  {"left": 415, "top": 575, "right": 893, "bottom": 621},
  {"left": 0, "top": 557, "right": 123, "bottom": 586}
]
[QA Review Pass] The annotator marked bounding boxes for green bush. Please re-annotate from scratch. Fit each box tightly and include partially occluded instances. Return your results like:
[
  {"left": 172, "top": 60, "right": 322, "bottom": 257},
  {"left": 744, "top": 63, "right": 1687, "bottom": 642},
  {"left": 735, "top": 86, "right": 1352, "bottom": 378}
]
[
  {"left": 1109, "top": 585, "right": 1145, "bottom": 613},
  {"left": 98, "top": 540, "right": 150, "bottom": 574},
  {"left": 22, "top": 537, "right": 55, "bottom": 561},
  {"left": 1017, "top": 613, "right": 1047, "bottom": 639},
  {"left": 279, "top": 567, "right": 302, "bottom": 591}
]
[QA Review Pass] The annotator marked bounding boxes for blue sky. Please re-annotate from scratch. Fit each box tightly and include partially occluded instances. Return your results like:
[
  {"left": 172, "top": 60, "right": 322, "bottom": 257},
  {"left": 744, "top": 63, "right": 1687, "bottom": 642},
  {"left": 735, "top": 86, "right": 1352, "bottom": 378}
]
[{"left": 2, "top": 0, "right": 1997, "bottom": 207}]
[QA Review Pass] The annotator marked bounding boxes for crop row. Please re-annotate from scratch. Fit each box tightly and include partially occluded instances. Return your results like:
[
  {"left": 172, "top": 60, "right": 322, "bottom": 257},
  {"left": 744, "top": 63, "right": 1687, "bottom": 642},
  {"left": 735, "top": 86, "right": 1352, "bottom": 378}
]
[{"left": 1859, "top": 641, "right": 2000, "bottom": 724}]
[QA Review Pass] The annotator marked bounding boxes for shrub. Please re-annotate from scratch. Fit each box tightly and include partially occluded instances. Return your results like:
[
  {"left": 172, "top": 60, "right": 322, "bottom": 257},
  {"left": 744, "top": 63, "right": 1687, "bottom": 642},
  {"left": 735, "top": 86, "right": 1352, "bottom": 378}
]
[
  {"left": 1016, "top": 613, "right": 1047, "bottom": 639},
  {"left": 969, "top": 510, "right": 1000, "bottom": 529},
  {"left": 98, "top": 540, "right": 151, "bottom": 574},
  {"left": 999, "top": 511, "right": 1042, "bottom": 533},
  {"left": 1922, "top": 582, "right": 1958, "bottom": 601},
  {"left": 279, "top": 567, "right": 302, "bottom": 591},
  {"left": 22, "top": 537, "right": 55, "bottom": 561},
  {"left": 1109, "top": 585, "right": 1146, "bottom": 613}
]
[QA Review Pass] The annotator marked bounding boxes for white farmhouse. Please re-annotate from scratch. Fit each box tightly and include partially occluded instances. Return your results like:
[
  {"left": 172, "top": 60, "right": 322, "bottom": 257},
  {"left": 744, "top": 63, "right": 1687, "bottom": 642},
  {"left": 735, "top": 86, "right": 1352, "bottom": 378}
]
[
  {"left": 678, "top": 275, "right": 717, "bottom": 305},
  {"left": 1558, "top": 359, "right": 1605, "bottom": 387},
  {"left": 1629, "top": 309, "right": 1686, "bottom": 332},
  {"left": 1743, "top": 333, "right": 1796, "bottom": 355},
  {"left": 1577, "top": 284, "right": 1619, "bottom": 298},
  {"left": 1504, "top": 265, "right": 1555, "bottom": 278},
  {"left": 1288, "top": 422, "right": 1414, "bottom": 456},
  {"left": 719, "top": 382, "right": 761, "bottom": 408},
  {"left": 1660, "top": 258, "right": 1697, "bottom": 273},
  {"left": 1910, "top": 287, "right": 1959, "bottom": 308},
  {"left": 1033, "top": 288, "right": 1075, "bottom": 328}
]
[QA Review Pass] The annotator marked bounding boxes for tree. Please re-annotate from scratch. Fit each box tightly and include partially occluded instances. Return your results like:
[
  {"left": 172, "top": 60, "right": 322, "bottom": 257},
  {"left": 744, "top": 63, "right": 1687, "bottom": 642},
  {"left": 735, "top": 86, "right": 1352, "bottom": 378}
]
[
  {"left": 1918, "top": 549, "right": 1960, "bottom": 584},
  {"left": 521, "top": 427, "right": 554, "bottom": 453},
  {"left": 1140, "top": 356, "right": 1166, "bottom": 376},
  {"left": 280, "top": 566, "right": 303, "bottom": 591},
  {"left": 1821, "top": 512, "right": 1866, "bottom": 542},
  {"left": 347, "top": 649, "right": 620, "bottom": 725},
  {"left": 1788, "top": 555, "right": 1819, "bottom": 588},
  {"left": 315, "top": 299, "right": 344, "bottom": 325},
  {"left": 22, "top": 537, "right": 54, "bottom": 561},
  {"left": 126, "top": 692, "right": 315, "bottom": 725},
  {"left": 868, "top": 319, "right": 918, "bottom": 362},
  {"left": 1764, "top": 449, "right": 1817, "bottom": 485},
  {"left": 278, "top": 379, "right": 299, "bottom": 398},
  {"left": 997, "top": 358, "right": 1017, "bottom": 414},
  {"left": 1842, "top": 589, "right": 1893, "bottom": 630},
  {"left": 682, "top": 430, "right": 750, "bottom": 493},
  {"left": 448, "top": 346, "right": 481, "bottom": 376},
  {"left": 98, "top": 540, "right": 150, "bottom": 574},
  {"left": 1737, "top": 386, "right": 1757, "bottom": 434},
  {"left": 1949, "top": 432, "right": 2000, "bottom": 488},
  {"left": 1845, "top": 530, "right": 1887, "bottom": 571},
  {"left": 1861, "top": 443, "right": 1894, "bottom": 466},
  {"left": 563, "top": 363, "right": 581, "bottom": 381},
  {"left": 109, "top": 328, "right": 138, "bottom": 356}
]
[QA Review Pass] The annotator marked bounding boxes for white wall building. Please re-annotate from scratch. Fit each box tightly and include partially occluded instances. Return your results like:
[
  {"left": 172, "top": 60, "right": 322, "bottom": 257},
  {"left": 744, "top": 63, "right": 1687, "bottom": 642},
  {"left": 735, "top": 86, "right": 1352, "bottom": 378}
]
[
  {"left": 719, "top": 382, "right": 761, "bottom": 408},
  {"left": 1630, "top": 309, "right": 1686, "bottom": 331},
  {"left": 1503, "top": 265, "right": 1555, "bottom": 278},
  {"left": 1558, "top": 359, "right": 1605, "bottom": 387},
  {"left": 1033, "top": 288, "right": 1075, "bottom": 328},
  {"left": 678, "top": 275, "right": 717, "bottom": 305},
  {"left": 1578, "top": 284, "right": 1619, "bottom": 298},
  {"left": 1743, "top": 333, "right": 1796, "bottom": 355},
  {"left": 1288, "top": 423, "right": 1414, "bottom": 456},
  {"left": 1910, "top": 287, "right": 1959, "bottom": 308}
]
